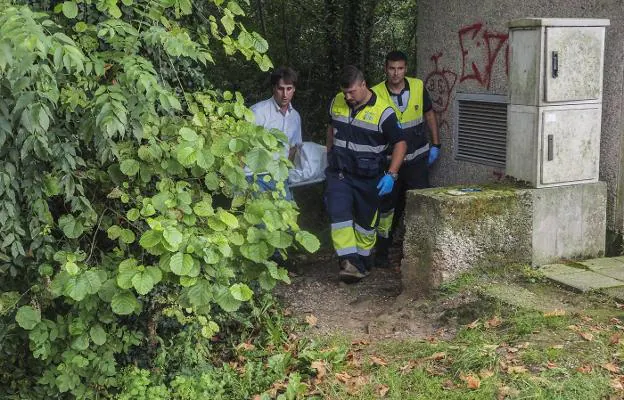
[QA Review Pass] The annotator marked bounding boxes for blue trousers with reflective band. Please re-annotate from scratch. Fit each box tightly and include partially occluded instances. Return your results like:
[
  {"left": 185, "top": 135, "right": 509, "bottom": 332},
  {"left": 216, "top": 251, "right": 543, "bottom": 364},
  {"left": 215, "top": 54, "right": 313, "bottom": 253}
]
[
  {"left": 377, "top": 157, "right": 430, "bottom": 256},
  {"left": 325, "top": 169, "right": 380, "bottom": 272}
]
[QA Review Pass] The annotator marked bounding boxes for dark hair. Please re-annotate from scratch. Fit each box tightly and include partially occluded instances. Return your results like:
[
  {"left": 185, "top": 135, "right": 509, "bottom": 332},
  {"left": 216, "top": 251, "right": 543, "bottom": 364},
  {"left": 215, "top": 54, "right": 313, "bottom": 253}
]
[
  {"left": 385, "top": 50, "right": 408, "bottom": 64},
  {"left": 339, "top": 65, "right": 365, "bottom": 88},
  {"left": 270, "top": 67, "right": 298, "bottom": 87}
]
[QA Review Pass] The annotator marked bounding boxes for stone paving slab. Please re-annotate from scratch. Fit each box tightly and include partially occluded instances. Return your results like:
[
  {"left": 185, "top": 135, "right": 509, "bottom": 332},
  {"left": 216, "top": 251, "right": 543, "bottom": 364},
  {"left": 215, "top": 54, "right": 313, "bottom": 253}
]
[
  {"left": 481, "top": 283, "right": 572, "bottom": 312},
  {"left": 579, "top": 257, "right": 624, "bottom": 270},
  {"left": 542, "top": 269, "right": 624, "bottom": 292},
  {"left": 593, "top": 266, "right": 624, "bottom": 281},
  {"left": 540, "top": 263, "right": 586, "bottom": 276}
]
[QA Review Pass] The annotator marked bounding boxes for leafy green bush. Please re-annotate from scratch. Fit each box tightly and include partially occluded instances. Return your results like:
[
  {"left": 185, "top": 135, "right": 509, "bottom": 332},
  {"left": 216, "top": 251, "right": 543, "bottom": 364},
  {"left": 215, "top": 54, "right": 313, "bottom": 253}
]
[{"left": 0, "top": 1, "right": 318, "bottom": 398}]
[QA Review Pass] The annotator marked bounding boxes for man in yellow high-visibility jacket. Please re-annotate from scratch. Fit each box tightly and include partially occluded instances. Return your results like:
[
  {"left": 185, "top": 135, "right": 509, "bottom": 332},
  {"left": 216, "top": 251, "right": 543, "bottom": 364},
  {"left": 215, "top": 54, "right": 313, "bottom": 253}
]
[{"left": 371, "top": 51, "right": 440, "bottom": 268}]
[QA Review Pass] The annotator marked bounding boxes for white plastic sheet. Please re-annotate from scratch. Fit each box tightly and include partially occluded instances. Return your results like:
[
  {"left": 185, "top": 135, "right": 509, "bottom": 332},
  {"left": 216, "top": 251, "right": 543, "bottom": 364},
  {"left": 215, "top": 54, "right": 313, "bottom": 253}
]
[{"left": 288, "top": 142, "right": 327, "bottom": 188}]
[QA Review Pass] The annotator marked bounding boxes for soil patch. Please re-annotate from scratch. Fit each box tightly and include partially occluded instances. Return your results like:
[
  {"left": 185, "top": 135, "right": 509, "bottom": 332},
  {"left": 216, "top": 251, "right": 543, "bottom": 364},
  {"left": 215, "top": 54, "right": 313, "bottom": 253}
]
[{"left": 276, "top": 250, "right": 456, "bottom": 341}]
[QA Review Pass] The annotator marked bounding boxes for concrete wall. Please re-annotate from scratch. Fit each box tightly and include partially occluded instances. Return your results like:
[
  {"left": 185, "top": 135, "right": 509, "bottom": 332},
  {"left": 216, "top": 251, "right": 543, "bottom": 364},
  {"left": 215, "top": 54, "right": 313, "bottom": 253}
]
[{"left": 416, "top": 0, "right": 624, "bottom": 240}]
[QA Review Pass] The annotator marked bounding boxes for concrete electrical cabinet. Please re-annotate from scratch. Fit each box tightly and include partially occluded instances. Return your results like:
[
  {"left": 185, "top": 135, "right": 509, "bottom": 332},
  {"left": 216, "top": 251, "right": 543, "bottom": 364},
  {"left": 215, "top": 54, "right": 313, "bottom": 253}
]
[{"left": 506, "top": 18, "right": 609, "bottom": 188}]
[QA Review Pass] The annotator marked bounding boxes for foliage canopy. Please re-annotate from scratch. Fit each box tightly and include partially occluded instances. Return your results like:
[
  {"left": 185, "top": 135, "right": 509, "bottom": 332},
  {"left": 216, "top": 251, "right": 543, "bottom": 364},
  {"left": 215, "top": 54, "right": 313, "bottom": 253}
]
[{"left": 0, "top": 0, "right": 319, "bottom": 397}]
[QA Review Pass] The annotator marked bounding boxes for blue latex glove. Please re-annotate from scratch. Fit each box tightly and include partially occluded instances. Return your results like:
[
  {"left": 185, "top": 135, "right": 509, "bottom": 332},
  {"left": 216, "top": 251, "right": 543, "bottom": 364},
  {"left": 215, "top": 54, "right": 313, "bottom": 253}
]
[
  {"left": 377, "top": 174, "right": 394, "bottom": 196},
  {"left": 428, "top": 146, "right": 440, "bottom": 166}
]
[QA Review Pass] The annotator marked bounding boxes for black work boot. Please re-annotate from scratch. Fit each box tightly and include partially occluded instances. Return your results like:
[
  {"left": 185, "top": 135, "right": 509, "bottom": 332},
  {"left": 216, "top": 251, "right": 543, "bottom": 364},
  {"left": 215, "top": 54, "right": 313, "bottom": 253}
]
[{"left": 339, "top": 259, "right": 367, "bottom": 283}]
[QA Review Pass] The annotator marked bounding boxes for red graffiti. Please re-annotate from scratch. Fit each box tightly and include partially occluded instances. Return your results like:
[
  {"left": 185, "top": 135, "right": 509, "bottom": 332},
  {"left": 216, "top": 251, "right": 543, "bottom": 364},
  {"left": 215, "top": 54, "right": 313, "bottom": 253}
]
[
  {"left": 424, "top": 53, "right": 457, "bottom": 115},
  {"left": 458, "top": 22, "right": 509, "bottom": 89}
]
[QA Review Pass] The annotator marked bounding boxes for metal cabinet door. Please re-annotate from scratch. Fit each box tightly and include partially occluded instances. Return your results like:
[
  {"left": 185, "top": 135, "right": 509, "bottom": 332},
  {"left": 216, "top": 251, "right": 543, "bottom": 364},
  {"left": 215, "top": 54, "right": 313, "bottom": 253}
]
[
  {"left": 544, "top": 27, "right": 605, "bottom": 103},
  {"left": 540, "top": 107, "right": 600, "bottom": 185}
]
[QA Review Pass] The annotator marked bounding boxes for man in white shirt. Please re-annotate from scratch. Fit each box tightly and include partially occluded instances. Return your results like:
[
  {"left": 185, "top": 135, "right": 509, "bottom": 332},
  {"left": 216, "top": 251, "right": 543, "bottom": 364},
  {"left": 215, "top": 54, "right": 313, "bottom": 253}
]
[{"left": 249, "top": 67, "right": 302, "bottom": 200}]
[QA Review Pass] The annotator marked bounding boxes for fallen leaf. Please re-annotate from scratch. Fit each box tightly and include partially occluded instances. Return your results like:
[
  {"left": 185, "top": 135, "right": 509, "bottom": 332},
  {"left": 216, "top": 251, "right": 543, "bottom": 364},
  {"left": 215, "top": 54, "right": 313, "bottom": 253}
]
[
  {"left": 551, "top": 344, "right": 564, "bottom": 349},
  {"left": 460, "top": 373, "right": 481, "bottom": 389},
  {"left": 479, "top": 369, "right": 494, "bottom": 379},
  {"left": 400, "top": 361, "right": 416, "bottom": 374},
  {"left": 466, "top": 319, "right": 480, "bottom": 329},
  {"left": 370, "top": 355, "right": 388, "bottom": 367},
  {"left": 615, "top": 302, "right": 624, "bottom": 310},
  {"left": 580, "top": 315, "right": 594, "bottom": 322},
  {"left": 580, "top": 332, "right": 594, "bottom": 341},
  {"left": 507, "top": 366, "right": 528, "bottom": 374},
  {"left": 237, "top": 342, "right": 255, "bottom": 351},
  {"left": 377, "top": 384, "right": 390, "bottom": 397},
  {"left": 425, "top": 352, "right": 447, "bottom": 361},
  {"left": 507, "top": 347, "right": 519, "bottom": 353},
  {"left": 576, "top": 365, "right": 593, "bottom": 374},
  {"left": 611, "top": 378, "right": 624, "bottom": 391},
  {"left": 311, "top": 361, "right": 326, "bottom": 381},
  {"left": 610, "top": 332, "right": 622, "bottom": 345},
  {"left": 351, "top": 339, "right": 369, "bottom": 346},
  {"left": 602, "top": 363, "right": 620, "bottom": 373},
  {"left": 546, "top": 361, "right": 557, "bottom": 369},
  {"left": 610, "top": 317, "right": 622, "bottom": 325},
  {"left": 442, "top": 379, "right": 456, "bottom": 390},
  {"left": 346, "top": 351, "right": 362, "bottom": 368},
  {"left": 544, "top": 309, "right": 566, "bottom": 317},
  {"left": 305, "top": 314, "right": 318, "bottom": 327},
  {"left": 568, "top": 325, "right": 580, "bottom": 332},
  {"left": 335, "top": 372, "right": 351, "bottom": 383},
  {"left": 485, "top": 316, "right": 503, "bottom": 328},
  {"left": 497, "top": 385, "right": 519, "bottom": 400}
]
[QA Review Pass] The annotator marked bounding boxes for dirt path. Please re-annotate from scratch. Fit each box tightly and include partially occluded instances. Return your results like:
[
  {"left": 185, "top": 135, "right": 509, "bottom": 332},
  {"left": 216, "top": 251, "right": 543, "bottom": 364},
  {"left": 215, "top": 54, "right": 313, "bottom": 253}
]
[{"left": 275, "top": 250, "right": 455, "bottom": 341}]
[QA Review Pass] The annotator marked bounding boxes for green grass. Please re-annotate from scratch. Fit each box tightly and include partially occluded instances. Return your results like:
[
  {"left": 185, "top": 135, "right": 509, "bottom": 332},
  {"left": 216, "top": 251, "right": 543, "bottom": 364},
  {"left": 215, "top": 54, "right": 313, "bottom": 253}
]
[{"left": 309, "top": 274, "right": 624, "bottom": 399}]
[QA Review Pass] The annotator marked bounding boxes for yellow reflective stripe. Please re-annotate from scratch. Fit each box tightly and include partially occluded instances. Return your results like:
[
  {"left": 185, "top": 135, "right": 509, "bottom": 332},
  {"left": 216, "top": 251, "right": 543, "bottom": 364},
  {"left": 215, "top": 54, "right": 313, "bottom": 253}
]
[
  {"left": 333, "top": 139, "right": 388, "bottom": 154},
  {"left": 331, "top": 224, "right": 356, "bottom": 255},
  {"left": 354, "top": 229, "right": 376, "bottom": 252},
  {"left": 401, "top": 117, "right": 424, "bottom": 128},
  {"left": 405, "top": 143, "right": 430, "bottom": 161},
  {"left": 378, "top": 210, "right": 394, "bottom": 238}
]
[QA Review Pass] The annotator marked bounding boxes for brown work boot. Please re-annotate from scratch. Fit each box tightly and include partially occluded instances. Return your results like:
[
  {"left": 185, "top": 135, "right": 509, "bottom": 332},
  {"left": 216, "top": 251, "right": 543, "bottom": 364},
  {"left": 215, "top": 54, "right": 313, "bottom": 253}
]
[{"left": 339, "top": 259, "right": 367, "bottom": 283}]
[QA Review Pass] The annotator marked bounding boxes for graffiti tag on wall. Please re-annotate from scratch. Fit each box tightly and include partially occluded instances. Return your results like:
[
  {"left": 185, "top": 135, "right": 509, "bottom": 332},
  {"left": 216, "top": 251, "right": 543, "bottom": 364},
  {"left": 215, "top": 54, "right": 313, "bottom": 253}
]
[
  {"left": 424, "top": 21, "right": 509, "bottom": 142},
  {"left": 458, "top": 22, "right": 509, "bottom": 89}
]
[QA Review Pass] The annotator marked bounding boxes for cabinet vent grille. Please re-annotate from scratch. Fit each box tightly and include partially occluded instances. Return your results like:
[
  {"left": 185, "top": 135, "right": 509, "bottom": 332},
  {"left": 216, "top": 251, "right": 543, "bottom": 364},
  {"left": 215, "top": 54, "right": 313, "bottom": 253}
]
[{"left": 455, "top": 96, "right": 507, "bottom": 167}]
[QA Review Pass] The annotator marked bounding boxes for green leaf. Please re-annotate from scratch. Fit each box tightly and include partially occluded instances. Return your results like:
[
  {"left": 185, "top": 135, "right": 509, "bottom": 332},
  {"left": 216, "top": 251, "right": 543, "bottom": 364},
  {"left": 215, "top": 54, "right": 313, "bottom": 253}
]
[
  {"left": 179, "top": 127, "right": 198, "bottom": 141},
  {"left": 62, "top": 1, "right": 78, "bottom": 18},
  {"left": 227, "top": 1, "right": 245, "bottom": 16},
  {"left": 127, "top": 208, "right": 140, "bottom": 221},
  {"left": 111, "top": 291, "right": 138, "bottom": 315},
  {"left": 170, "top": 252, "right": 193, "bottom": 276},
  {"left": 217, "top": 209, "right": 239, "bottom": 228},
  {"left": 131, "top": 271, "right": 154, "bottom": 295},
  {"left": 139, "top": 230, "right": 161, "bottom": 248},
  {"left": 16, "top": 306, "right": 41, "bottom": 330},
  {"left": 230, "top": 283, "right": 253, "bottom": 301},
  {"left": 220, "top": 14, "right": 235, "bottom": 35},
  {"left": 187, "top": 279, "right": 212, "bottom": 307},
  {"left": 117, "top": 258, "right": 138, "bottom": 289},
  {"left": 163, "top": 226, "right": 183, "bottom": 248},
  {"left": 214, "top": 287, "right": 241, "bottom": 312},
  {"left": 120, "top": 159, "right": 140, "bottom": 176},
  {"left": 296, "top": 231, "right": 320, "bottom": 253},
  {"left": 240, "top": 242, "right": 269, "bottom": 262},
  {"left": 74, "top": 21, "right": 87, "bottom": 32},
  {"left": 58, "top": 214, "right": 84, "bottom": 239},
  {"left": 193, "top": 200, "right": 214, "bottom": 217},
  {"left": 246, "top": 148, "right": 272, "bottom": 172},
  {"left": 107, "top": 225, "right": 122, "bottom": 240},
  {"left": 71, "top": 334, "right": 89, "bottom": 351},
  {"left": 64, "top": 261, "right": 79, "bottom": 276},
  {"left": 267, "top": 231, "right": 293, "bottom": 249},
  {"left": 205, "top": 173, "right": 219, "bottom": 190},
  {"left": 119, "top": 229, "right": 135, "bottom": 244},
  {"left": 90, "top": 324, "right": 107, "bottom": 346}
]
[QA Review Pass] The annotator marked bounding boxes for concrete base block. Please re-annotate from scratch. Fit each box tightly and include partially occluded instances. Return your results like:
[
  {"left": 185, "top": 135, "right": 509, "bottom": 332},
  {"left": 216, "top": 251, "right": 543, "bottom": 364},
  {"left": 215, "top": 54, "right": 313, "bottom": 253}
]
[{"left": 401, "top": 182, "right": 606, "bottom": 296}]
